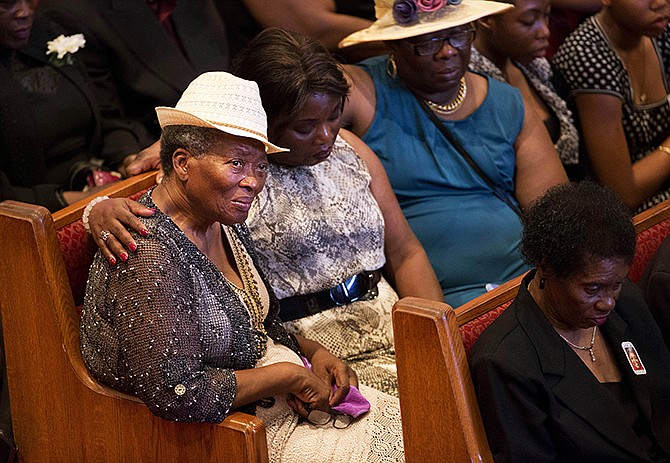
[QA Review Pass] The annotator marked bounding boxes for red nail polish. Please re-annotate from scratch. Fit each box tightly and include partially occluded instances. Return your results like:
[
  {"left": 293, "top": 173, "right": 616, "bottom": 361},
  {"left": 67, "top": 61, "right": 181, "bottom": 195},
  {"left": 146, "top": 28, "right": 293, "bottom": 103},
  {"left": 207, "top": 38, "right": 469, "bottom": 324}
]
[
  {"left": 129, "top": 242, "right": 138, "bottom": 252},
  {"left": 140, "top": 228, "right": 149, "bottom": 237},
  {"left": 120, "top": 252, "right": 128, "bottom": 262},
  {"left": 108, "top": 256, "right": 117, "bottom": 266}
]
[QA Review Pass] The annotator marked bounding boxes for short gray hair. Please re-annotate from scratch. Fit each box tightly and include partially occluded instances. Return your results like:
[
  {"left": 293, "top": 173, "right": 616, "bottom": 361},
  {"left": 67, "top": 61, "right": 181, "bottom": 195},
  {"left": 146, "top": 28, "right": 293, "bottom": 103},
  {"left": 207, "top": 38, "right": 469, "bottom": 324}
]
[{"left": 159, "top": 125, "right": 222, "bottom": 176}]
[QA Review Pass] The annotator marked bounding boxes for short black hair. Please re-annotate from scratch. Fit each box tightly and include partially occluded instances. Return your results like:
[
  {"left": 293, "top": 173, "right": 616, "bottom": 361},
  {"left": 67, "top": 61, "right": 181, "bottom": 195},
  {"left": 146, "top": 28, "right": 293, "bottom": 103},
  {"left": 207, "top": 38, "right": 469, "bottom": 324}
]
[
  {"left": 232, "top": 28, "right": 349, "bottom": 136},
  {"left": 159, "top": 125, "right": 222, "bottom": 176},
  {"left": 521, "top": 182, "right": 636, "bottom": 278}
]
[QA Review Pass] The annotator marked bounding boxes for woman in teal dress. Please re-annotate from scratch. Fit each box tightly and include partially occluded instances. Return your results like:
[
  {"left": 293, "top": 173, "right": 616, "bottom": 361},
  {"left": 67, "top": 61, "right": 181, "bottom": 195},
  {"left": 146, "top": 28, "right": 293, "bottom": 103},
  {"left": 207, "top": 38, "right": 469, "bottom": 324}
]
[{"left": 339, "top": 0, "right": 568, "bottom": 307}]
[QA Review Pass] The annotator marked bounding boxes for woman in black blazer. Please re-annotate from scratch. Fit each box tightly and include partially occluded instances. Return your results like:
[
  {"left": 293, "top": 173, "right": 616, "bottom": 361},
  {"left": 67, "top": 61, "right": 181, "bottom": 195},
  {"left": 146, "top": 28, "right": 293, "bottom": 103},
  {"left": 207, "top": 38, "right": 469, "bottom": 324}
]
[
  {"left": 470, "top": 182, "right": 670, "bottom": 462},
  {"left": 0, "top": 2, "right": 142, "bottom": 211}
]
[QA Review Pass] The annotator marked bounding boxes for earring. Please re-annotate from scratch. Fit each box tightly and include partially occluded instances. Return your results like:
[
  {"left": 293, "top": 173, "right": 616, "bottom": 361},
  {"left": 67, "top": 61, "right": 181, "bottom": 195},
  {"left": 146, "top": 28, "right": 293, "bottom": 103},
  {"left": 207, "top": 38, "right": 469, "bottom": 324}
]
[
  {"left": 539, "top": 278, "right": 546, "bottom": 290},
  {"left": 386, "top": 54, "right": 398, "bottom": 80}
]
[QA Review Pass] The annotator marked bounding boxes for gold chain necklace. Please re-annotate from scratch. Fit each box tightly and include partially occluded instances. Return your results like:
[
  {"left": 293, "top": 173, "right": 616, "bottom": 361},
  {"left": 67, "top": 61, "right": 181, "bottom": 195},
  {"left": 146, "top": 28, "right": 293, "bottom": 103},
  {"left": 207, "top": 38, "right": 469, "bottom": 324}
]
[
  {"left": 639, "top": 39, "right": 648, "bottom": 105},
  {"left": 559, "top": 326, "right": 598, "bottom": 362},
  {"left": 595, "top": 16, "right": 648, "bottom": 105},
  {"left": 226, "top": 227, "right": 268, "bottom": 359},
  {"left": 425, "top": 77, "right": 467, "bottom": 116}
]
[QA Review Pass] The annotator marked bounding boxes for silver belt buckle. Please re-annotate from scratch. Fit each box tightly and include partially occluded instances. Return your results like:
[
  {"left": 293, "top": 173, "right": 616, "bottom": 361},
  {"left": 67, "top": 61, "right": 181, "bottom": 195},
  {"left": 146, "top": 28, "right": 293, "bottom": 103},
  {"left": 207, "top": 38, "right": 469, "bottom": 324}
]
[{"left": 329, "top": 271, "right": 378, "bottom": 306}]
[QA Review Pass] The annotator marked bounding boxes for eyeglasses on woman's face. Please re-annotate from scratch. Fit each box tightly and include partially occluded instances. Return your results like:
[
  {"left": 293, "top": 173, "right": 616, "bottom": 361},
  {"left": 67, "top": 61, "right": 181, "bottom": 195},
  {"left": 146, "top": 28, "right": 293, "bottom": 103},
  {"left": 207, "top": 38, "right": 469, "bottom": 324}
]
[
  {"left": 410, "top": 28, "right": 476, "bottom": 56},
  {"left": 306, "top": 408, "right": 353, "bottom": 429}
]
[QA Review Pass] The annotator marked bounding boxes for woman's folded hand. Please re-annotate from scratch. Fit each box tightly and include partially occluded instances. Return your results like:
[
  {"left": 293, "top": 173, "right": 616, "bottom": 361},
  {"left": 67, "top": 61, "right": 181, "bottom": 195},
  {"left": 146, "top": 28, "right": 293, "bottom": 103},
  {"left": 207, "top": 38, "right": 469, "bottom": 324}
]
[
  {"left": 309, "top": 347, "right": 358, "bottom": 407},
  {"left": 283, "top": 362, "right": 331, "bottom": 417}
]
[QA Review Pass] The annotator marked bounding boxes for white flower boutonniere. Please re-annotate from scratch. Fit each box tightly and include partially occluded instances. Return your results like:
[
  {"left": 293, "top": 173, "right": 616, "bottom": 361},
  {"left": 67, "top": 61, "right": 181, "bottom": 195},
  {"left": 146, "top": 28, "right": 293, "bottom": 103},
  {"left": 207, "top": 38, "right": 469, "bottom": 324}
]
[{"left": 46, "top": 34, "right": 86, "bottom": 67}]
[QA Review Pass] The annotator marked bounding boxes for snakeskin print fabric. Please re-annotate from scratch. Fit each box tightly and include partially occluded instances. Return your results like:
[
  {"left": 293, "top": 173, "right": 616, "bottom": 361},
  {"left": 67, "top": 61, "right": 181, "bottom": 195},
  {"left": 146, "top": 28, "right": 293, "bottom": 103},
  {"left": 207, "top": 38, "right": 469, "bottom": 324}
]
[
  {"left": 247, "top": 135, "right": 399, "bottom": 395},
  {"left": 247, "top": 135, "right": 386, "bottom": 299}
]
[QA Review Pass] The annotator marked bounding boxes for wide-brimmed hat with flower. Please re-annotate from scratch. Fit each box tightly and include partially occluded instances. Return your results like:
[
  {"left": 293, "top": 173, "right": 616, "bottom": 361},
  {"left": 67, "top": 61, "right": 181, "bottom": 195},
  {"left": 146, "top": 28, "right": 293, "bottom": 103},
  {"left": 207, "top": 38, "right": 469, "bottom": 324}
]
[
  {"left": 155, "top": 72, "right": 287, "bottom": 154},
  {"left": 339, "top": 0, "right": 512, "bottom": 47}
]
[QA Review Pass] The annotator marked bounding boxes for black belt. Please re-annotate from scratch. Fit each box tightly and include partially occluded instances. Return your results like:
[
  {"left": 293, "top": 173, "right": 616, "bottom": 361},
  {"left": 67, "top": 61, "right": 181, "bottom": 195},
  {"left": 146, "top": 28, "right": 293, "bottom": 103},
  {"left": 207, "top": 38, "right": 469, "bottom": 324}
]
[{"left": 279, "top": 270, "right": 382, "bottom": 322}]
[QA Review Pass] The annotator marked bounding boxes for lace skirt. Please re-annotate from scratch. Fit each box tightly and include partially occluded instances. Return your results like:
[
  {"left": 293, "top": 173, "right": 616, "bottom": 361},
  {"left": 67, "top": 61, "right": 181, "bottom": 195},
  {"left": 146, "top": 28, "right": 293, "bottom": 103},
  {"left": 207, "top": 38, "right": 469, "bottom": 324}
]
[{"left": 255, "top": 339, "right": 404, "bottom": 463}]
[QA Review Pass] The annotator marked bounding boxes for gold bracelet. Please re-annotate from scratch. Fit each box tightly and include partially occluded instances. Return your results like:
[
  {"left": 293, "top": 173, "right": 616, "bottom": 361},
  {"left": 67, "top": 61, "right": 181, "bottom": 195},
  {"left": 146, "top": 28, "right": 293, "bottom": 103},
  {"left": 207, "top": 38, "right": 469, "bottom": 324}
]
[{"left": 659, "top": 145, "right": 670, "bottom": 156}]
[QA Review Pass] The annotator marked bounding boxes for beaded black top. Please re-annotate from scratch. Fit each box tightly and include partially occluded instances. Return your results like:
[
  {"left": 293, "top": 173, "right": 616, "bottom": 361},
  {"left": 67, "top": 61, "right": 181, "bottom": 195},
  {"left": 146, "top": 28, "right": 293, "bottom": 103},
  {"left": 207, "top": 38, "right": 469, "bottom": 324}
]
[{"left": 81, "top": 190, "right": 298, "bottom": 422}]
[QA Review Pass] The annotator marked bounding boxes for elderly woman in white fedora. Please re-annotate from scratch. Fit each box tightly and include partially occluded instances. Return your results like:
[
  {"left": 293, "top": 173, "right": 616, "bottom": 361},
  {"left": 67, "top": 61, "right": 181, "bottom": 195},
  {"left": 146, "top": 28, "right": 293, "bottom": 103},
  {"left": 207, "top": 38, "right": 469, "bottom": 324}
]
[
  {"left": 81, "top": 72, "right": 404, "bottom": 462},
  {"left": 81, "top": 28, "right": 444, "bottom": 398},
  {"left": 339, "top": 0, "right": 568, "bottom": 307}
]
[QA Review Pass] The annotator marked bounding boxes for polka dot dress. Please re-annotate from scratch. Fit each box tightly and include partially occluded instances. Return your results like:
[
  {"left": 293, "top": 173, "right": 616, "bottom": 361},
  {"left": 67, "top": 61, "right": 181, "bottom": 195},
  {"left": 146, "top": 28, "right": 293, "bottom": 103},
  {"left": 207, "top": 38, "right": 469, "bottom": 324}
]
[{"left": 554, "top": 17, "right": 670, "bottom": 212}]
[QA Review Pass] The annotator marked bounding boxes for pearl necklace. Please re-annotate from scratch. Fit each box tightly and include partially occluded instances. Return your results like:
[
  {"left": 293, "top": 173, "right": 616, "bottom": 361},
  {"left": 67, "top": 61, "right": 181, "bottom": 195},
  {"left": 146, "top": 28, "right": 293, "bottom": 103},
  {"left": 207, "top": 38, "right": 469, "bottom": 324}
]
[
  {"left": 559, "top": 326, "right": 598, "bottom": 362},
  {"left": 425, "top": 77, "right": 467, "bottom": 116}
]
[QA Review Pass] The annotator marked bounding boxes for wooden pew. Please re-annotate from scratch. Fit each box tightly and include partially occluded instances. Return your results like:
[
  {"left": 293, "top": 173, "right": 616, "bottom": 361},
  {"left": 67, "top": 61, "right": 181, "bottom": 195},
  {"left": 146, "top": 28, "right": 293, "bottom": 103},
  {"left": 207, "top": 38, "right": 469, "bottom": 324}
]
[{"left": 393, "top": 298, "right": 493, "bottom": 463}]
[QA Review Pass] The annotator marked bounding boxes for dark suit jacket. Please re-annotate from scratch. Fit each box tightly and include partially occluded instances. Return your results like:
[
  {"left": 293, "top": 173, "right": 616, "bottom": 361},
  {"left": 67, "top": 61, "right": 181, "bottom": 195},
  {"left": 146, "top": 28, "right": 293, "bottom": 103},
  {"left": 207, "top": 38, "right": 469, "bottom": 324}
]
[
  {"left": 41, "top": 0, "right": 229, "bottom": 146},
  {"left": 0, "top": 14, "right": 141, "bottom": 211},
  {"left": 470, "top": 271, "right": 670, "bottom": 463},
  {"left": 637, "top": 235, "right": 670, "bottom": 349}
]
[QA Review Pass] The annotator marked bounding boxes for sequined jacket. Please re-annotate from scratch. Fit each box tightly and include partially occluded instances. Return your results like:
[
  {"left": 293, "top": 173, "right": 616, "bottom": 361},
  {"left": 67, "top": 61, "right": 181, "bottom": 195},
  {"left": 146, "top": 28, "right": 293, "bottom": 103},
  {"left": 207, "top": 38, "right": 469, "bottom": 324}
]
[{"left": 81, "top": 191, "right": 299, "bottom": 422}]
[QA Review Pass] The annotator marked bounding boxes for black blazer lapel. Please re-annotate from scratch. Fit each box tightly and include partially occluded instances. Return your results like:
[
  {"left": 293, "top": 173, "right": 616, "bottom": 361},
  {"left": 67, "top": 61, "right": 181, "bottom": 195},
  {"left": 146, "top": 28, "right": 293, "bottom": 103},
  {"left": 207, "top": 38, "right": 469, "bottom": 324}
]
[
  {"left": 611, "top": 281, "right": 670, "bottom": 455},
  {"left": 553, "top": 317, "right": 649, "bottom": 460},
  {"left": 95, "top": 0, "right": 194, "bottom": 92},
  {"left": 23, "top": 16, "right": 90, "bottom": 98},
  {"left": 603, "top": 311, "right": 653, "bottom": 433}
]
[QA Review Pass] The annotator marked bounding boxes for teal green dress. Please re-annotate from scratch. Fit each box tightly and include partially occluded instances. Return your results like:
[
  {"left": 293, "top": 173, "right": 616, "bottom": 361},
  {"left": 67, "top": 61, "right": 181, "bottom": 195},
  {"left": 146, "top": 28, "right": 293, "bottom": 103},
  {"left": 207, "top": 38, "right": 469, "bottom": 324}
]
[{"left": 357, "top": 56, "right": 530, "bottom": 307}]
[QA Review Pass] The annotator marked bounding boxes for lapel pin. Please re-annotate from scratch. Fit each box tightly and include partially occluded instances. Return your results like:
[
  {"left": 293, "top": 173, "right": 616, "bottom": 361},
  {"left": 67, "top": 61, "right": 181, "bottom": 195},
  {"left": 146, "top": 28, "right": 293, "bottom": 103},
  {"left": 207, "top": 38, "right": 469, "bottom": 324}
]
[{"left": 622, "top": 341, "right": 646, "bottom": 375}]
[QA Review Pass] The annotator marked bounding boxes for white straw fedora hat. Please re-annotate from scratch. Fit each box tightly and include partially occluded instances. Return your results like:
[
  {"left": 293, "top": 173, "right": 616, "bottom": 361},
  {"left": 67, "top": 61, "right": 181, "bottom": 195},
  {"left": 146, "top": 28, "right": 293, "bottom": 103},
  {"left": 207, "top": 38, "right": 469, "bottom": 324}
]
[
  {"left": 155, "top": 72, "right": 287, "bottom": 154},
  {"left": 339, "top": 0, "right": 512, "bottom": 47}
]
